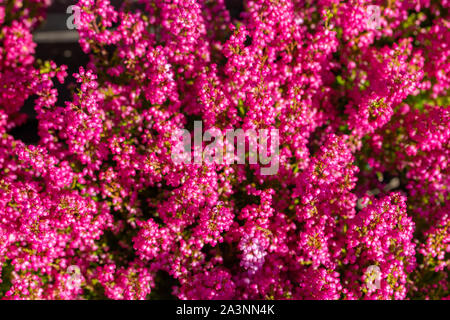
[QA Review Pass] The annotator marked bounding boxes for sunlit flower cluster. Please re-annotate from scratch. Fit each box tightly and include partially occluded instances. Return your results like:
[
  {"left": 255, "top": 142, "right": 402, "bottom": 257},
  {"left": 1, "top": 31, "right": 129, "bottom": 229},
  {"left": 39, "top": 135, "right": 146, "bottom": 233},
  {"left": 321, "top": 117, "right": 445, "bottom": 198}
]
[{"left": 0, "top": 0, "right": 448, "bottom": 300}]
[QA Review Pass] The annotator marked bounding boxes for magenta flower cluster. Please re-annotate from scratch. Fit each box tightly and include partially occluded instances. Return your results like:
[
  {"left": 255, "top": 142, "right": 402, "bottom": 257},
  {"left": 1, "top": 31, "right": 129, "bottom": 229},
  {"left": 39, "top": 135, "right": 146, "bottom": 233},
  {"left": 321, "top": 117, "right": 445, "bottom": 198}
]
[{"left": 0, "top": 0, "right": 448, "bottom": 300}]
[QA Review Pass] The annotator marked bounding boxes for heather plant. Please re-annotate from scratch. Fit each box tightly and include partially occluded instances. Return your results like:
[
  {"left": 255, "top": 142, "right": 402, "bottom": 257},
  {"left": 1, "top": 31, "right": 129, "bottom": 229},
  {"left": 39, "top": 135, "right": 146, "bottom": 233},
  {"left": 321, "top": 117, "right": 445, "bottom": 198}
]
[{"left": 0, "top": 0, "right": 448, "bottom": 300}]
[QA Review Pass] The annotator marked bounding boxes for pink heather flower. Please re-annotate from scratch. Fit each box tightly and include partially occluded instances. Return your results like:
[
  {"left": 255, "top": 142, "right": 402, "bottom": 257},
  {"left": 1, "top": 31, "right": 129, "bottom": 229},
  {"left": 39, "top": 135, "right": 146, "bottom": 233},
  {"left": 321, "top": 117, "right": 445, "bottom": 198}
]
[{"left": 0, "top": 0, "right": 448, "bottom": 300}]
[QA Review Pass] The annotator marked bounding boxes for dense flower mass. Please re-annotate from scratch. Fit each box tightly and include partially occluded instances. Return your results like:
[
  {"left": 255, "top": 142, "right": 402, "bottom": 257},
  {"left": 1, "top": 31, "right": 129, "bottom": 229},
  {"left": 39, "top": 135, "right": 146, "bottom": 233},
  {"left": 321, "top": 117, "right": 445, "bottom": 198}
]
[{"left": 0, "top": 0, "right": 448, "bottom": 300}]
